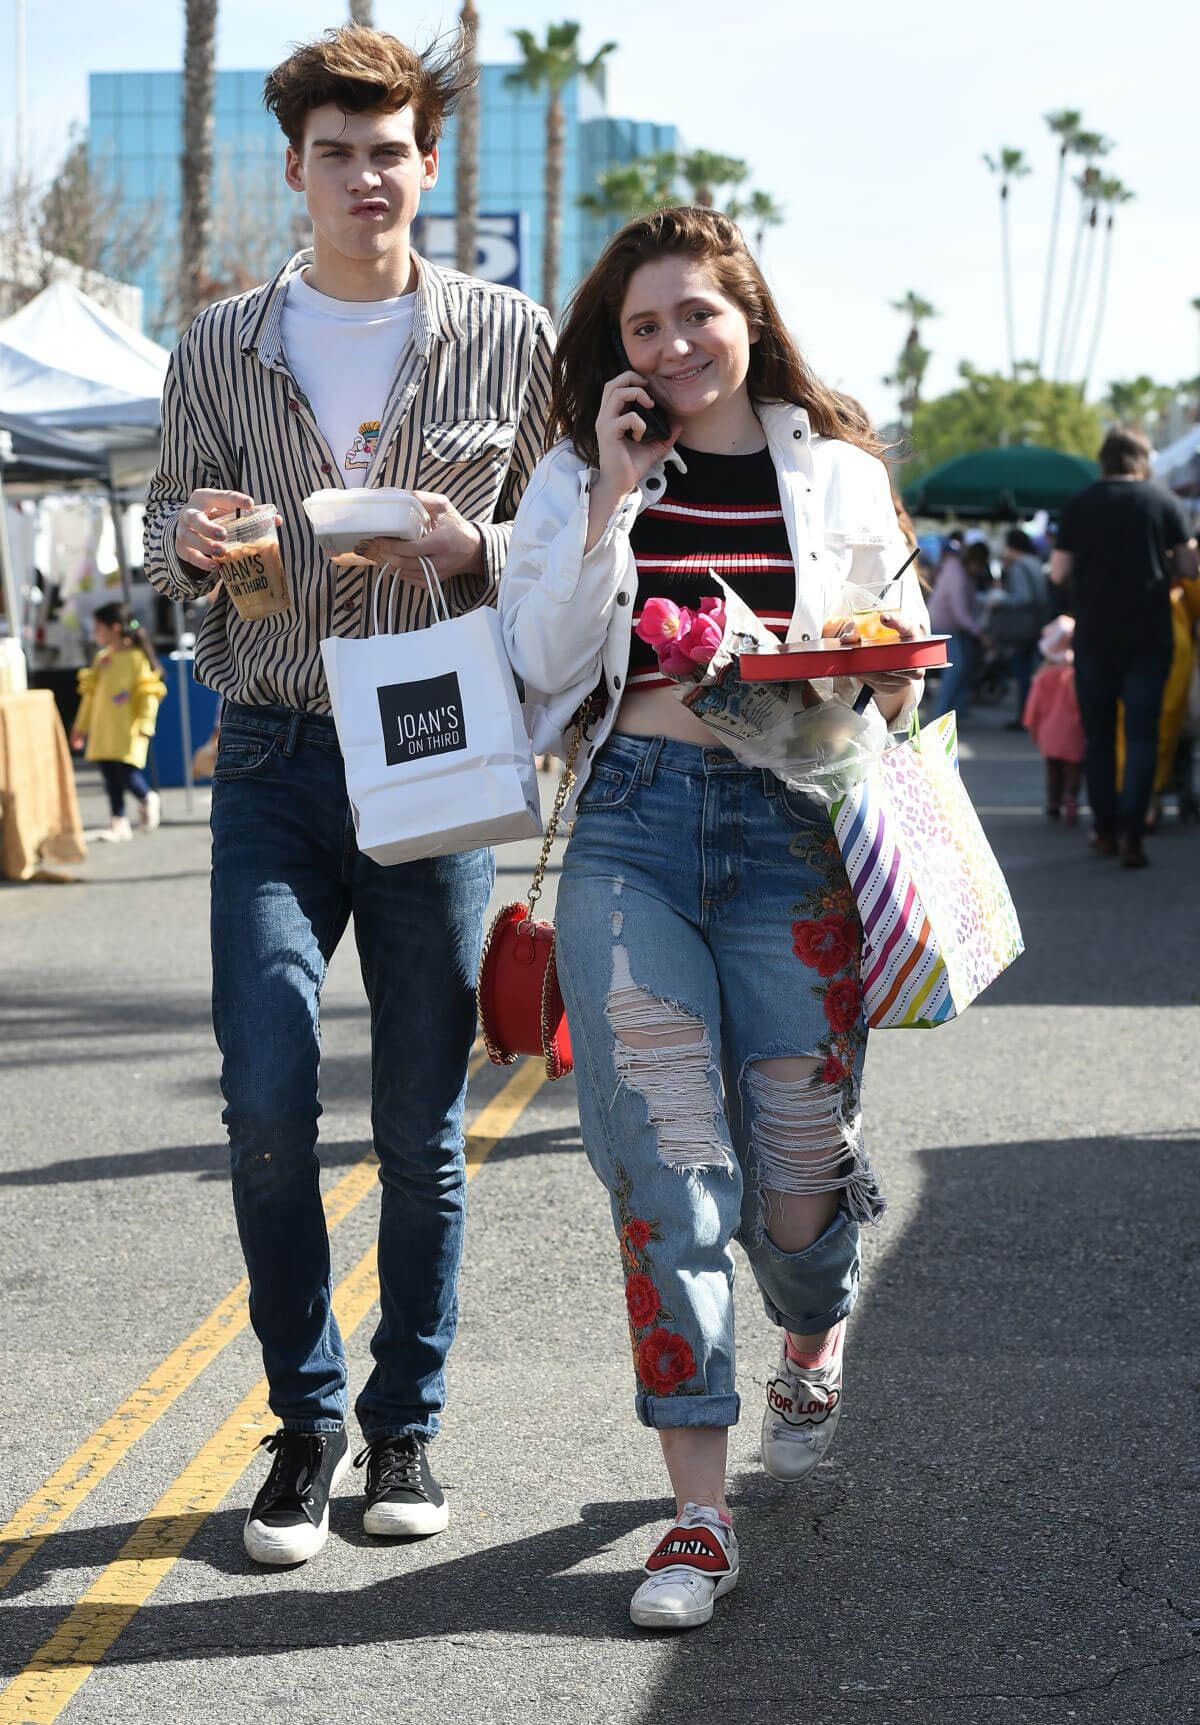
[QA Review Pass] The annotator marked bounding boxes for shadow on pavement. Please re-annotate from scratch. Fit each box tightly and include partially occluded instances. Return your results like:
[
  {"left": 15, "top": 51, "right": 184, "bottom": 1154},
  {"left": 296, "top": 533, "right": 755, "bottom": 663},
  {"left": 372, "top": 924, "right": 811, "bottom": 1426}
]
[
  {"left": 623, "top": 1131, "right": 1200, "bottom": 1723},
  {"left": 4, "top": 1135, "right": 1196, "bottom": 1714},
  {"left": 0, "top": 1121, "right": 581, "bottom": 1187},
  {"left": 0, "top": 1498, "right": 670, "bottom": 1676},
  {"left": 0, "top": 1139, "right": 368, "bottom": 1187}
]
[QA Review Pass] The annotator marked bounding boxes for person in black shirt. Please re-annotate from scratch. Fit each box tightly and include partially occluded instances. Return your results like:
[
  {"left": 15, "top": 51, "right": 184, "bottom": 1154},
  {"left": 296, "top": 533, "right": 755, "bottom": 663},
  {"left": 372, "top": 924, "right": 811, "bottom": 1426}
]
[{"left": 1051, "top": 425, "right": 1198, "bottom": 866}]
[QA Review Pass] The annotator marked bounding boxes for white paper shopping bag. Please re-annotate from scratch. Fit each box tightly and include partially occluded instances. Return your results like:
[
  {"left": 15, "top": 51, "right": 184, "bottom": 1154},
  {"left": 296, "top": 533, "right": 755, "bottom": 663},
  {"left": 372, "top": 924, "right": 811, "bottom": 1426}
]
[{"left": 321, "top": 566, "right": 541, "bottom": 865}]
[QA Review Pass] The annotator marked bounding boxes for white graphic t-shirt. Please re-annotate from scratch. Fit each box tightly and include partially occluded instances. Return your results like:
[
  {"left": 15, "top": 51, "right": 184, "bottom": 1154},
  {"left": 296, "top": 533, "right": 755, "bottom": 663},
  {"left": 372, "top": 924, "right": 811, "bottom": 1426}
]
[{"left": 281, "top": 271, "right": 417, "bottom": 487}]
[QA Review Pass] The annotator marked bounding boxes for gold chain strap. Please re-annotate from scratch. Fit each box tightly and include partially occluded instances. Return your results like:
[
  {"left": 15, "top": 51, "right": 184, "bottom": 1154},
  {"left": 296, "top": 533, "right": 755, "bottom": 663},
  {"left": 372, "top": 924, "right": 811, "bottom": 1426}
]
[{"left": 525, "top": 699, "right": 592, "bottom": 919}]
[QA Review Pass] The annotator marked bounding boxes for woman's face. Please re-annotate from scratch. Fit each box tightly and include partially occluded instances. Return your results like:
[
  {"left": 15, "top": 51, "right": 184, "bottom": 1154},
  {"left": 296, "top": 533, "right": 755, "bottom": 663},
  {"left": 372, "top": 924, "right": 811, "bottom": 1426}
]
[
  {"left": 618, "top": 257, "right": 755, "bottom": 423},
  {"left": 92, "top": 620, "right": 117, "bottom": 648}
]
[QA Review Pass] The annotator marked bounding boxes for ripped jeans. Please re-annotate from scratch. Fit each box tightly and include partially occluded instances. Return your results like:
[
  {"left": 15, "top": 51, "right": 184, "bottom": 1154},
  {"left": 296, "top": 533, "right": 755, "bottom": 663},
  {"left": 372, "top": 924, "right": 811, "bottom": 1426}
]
[{"left": 555, "top": 734, "right": 882, "bottom": 1430}]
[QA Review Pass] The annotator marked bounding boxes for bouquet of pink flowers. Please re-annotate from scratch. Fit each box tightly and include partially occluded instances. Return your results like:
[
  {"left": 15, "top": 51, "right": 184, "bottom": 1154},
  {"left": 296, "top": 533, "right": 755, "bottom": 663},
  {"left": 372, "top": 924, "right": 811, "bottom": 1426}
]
[
  {"left": 634, "top": 595, "right": 727, "bottom": 678},
  {"left": 630, "top": 577, "right": 888, "bottom": 805}
]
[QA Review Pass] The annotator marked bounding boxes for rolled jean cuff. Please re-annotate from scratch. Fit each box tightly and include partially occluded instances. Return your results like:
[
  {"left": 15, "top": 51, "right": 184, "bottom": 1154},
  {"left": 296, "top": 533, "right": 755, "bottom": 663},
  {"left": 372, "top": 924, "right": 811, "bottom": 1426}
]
[
  {"left": 758, "top": 1285, "right": 858, "bottom": 1334},
  {"left": 634, "top": 1392, "right": 741, "bottom": 1430},
  {"left": 750, "top": 1210, "right": 861, "bottom": 1334},
  {"left": 282, "top": 1418, "right": 346, "bottom": 1434},
  {"left": 358, "top": 1420, "right": 439, "bottom": 1445}
]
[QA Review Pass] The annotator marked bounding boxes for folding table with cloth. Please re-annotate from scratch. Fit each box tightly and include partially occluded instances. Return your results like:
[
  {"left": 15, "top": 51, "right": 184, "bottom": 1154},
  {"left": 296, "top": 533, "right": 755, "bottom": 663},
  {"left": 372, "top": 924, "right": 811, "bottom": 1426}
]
[{"left": 0, "top": 688, "right": 86, "bottom": 879}]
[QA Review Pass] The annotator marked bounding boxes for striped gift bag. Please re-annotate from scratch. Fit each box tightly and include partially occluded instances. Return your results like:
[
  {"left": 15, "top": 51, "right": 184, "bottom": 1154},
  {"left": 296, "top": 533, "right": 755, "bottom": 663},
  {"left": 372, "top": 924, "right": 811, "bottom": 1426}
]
[{"left": 830, "top": 713, "right": 1023, "bottom": 1028}]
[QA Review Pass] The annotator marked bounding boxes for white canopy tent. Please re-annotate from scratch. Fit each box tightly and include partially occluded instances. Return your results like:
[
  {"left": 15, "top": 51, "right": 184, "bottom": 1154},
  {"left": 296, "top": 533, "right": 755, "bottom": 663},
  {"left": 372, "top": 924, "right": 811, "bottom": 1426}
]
[
  {"left": 0, "top": 282, "right": 170, "bottom": 630},
  {"left": 0, "top": 280, "right": 169, "bottom": 437},
  {"left": 1152, "top": 423, "right": 1200, "bottom": 500}
]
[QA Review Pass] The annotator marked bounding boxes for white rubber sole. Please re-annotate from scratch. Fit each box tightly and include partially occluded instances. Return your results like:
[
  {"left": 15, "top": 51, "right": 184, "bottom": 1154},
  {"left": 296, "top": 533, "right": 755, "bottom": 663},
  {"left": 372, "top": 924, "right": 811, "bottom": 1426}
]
[
  {"left": 363, "top": 1495, "right": 449, "bottom": 1539},
  {"left": 629, "top": 1568, "right": 738, "bottom": 1630},
  {"left": 760, "top": 1398, "right": 843, "bottom": 1483},
  {"left": 243, "top": 1445, "right": 352, "bottom": 1566}
]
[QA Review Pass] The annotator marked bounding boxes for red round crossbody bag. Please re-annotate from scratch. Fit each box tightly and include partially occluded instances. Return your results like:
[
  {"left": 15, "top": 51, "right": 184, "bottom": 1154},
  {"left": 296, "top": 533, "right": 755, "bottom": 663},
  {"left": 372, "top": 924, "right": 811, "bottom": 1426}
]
[{"left": 475, "top": 705, "right": 591, "bottom": 1080}]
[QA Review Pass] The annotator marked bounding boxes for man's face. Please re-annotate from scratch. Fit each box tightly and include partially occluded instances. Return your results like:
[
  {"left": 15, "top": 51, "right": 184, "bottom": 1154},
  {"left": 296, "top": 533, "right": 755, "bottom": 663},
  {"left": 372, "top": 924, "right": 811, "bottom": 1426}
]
[{"left": 284, "top": 104, "right": 437, "bottom": 261}]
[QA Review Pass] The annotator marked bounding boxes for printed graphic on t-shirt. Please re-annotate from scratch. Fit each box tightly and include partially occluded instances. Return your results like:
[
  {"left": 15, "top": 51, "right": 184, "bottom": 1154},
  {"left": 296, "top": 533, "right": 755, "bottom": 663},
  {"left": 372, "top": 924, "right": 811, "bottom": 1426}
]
[{"left": 345, "top": 419, "right": 380, "bottom": 473}]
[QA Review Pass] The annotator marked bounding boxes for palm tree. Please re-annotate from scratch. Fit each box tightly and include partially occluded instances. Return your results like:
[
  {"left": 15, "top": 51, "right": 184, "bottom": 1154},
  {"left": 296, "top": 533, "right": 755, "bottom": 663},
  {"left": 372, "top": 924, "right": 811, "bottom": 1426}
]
[
  {"left": 1191, "top": 296, "right": 1200, "bottom": 385},
  {"left": 506, "top": 23, "right": 616, "bottom": 317},
  {"left": 349, "top": 0, "right": 374, "bottom": 23},
  {"left": 1037, "top": 108, "right": 1082, "bottom": 374},
  {"left": 1080, "top": 177, "right": 1134, "bottom": 398},
  {"left": 1053, "top": 131, "right": 1110, "bottom": 379},
  {"left": 887, "top": 291, "right": 937, "bottom": 428},
  {"left": 1104, "top": 376, "right": 1171, "bottom": 436},
  {"left": 454, "top": 0, "right": 479, "bottom": 273},
  {"left": 983, "top": 147, "right": 1031, "bottom": 378},
  {"left": 1061, "top": 168, "right": 1106, "bottom": 383},
  {"left": 679, "top": 150, "right": 748, "bottom": 209},
  {"left": 181, "top": 0, "right": 218, "bottom": 324},
  {"left": 747, "top": 189, "right": 784, "bottom": 255},
  {"left": 578, "top": 164, "right": 672, "bottom": 223}
]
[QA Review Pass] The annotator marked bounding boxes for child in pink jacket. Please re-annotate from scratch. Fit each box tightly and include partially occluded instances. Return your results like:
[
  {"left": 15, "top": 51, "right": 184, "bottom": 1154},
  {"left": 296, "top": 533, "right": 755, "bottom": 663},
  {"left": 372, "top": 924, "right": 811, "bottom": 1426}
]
[{"left": 1023, "top": 616, "right": 1086, "bottom": 823}]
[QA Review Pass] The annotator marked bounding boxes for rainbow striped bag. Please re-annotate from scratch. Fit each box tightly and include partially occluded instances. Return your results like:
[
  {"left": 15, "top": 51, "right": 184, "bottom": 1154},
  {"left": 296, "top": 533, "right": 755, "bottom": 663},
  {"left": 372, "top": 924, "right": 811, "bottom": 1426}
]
[{"left": 830, "top": 712, "right": 1023, "bottom": 1028}]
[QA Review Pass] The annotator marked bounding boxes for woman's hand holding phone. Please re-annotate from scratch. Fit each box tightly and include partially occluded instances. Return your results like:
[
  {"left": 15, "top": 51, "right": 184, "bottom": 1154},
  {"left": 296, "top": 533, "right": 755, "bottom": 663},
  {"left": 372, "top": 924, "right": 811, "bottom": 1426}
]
[{"left": 586, "top": 368, "right": 678, "bottom": 552}]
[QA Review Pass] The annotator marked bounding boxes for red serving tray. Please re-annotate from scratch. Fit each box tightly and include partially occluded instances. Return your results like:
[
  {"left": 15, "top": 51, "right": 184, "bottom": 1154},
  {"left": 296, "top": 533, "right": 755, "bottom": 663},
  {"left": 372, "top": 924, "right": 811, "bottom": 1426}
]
[{"left": 739, "top": 635, "right": 950, "bottom": 681}]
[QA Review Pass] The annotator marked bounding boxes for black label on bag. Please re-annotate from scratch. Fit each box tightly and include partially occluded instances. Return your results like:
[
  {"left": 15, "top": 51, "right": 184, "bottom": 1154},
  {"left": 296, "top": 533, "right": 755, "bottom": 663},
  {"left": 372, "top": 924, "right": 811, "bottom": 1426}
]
[{"left": 378, "top": 672, "right": 466, "bottom": 765}]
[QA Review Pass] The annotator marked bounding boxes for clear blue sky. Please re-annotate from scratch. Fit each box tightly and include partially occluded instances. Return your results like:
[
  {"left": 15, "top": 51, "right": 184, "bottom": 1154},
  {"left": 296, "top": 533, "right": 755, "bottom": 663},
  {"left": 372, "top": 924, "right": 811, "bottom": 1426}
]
[{"left": 10, "top": 0, "right": 1199, "bottom": 425}]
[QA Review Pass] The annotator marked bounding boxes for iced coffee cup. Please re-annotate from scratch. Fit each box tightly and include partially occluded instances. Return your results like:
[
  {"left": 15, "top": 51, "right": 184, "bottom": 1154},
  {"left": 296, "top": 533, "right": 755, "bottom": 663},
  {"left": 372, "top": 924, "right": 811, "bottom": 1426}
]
[{"left": 216, "top": 504, "right": 291, "bottom": 621}]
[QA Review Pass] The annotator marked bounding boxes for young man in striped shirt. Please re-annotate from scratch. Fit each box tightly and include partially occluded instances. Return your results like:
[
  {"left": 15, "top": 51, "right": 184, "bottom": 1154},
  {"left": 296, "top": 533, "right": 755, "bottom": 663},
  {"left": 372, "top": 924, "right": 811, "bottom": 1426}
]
[{"left": 144, "top": 25, "right": 554, "bottom": 1566}]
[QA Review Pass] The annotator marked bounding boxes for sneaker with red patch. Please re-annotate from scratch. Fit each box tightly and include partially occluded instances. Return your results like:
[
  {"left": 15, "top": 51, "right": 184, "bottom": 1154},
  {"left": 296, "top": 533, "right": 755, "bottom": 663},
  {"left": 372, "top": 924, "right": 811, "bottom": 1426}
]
[
  {"left": 760, "top": 1326, "right": 845, "bottom": 1483},
  {"left": 629, "top": 1502, "right": 738, "bottom": 1630}
]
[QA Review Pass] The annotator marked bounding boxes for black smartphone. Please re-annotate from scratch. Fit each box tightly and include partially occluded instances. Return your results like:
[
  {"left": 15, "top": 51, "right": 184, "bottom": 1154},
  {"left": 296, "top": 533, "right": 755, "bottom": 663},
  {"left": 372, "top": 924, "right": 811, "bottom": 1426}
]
[{"left": 611, "top": 333, "right": 673, "bottom": 443}]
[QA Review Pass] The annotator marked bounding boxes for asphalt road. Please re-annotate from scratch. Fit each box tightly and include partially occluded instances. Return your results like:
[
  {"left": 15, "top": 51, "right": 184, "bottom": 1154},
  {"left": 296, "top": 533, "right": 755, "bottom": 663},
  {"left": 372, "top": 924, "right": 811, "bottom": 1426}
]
[{"left": 1, "top": 712, "right": 1197, "bottom": 1725}]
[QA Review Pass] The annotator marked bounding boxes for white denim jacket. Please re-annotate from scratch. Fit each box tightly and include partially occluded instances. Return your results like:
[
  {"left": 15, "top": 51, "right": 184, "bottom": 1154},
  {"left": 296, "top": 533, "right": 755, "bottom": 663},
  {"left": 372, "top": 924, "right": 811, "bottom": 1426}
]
[{"left": 499, "top": 401, "right": 930, "bottom": 816}]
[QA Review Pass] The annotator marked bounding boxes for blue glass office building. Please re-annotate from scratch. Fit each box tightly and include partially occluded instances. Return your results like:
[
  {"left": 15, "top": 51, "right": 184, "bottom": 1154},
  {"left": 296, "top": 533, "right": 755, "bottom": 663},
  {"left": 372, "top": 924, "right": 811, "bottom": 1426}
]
[{"left": 89, "top": 65, "right": 678, "bottom": 341}]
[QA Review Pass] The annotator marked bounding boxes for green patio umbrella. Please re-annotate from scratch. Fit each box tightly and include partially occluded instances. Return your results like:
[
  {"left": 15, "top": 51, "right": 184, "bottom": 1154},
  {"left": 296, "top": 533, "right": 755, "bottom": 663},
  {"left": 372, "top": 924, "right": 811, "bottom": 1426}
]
[{"left": 902, "top": 445, "right": 1100, "bottom": 519}]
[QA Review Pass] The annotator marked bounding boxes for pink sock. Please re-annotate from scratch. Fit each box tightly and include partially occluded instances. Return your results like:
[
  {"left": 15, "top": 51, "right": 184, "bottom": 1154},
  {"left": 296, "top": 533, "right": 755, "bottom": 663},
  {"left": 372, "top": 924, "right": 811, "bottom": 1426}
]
[{"left": 785, "top": 1321, "right": 844, "bottom": 1370}]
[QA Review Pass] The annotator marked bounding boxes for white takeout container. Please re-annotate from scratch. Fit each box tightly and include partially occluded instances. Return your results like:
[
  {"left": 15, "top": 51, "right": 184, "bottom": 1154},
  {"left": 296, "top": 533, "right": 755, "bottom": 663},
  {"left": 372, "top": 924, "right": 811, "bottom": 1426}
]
[{"left": 302, "top": 488, "right": 431, "bottom": 564}]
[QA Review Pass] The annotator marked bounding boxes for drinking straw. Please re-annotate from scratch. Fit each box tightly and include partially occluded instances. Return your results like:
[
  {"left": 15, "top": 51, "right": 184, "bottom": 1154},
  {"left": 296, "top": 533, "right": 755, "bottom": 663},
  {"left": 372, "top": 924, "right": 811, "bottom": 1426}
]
[{"left": 876, "top": 544, "right": 920, "bottom": 603}]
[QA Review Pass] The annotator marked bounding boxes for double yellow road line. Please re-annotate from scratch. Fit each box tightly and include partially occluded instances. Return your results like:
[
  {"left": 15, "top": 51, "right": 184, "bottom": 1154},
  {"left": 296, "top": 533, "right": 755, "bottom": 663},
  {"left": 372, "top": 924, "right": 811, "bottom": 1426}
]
[{"left": 0, "top": 1055, "right": 548, "bottom": 1725}]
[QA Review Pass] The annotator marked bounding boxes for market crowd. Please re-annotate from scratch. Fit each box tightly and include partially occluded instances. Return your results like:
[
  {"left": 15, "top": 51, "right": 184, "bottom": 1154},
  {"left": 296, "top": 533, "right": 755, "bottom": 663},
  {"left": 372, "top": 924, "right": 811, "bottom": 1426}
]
[{"left": 923, "top": 424, "right": 1199, "bottom": 868}]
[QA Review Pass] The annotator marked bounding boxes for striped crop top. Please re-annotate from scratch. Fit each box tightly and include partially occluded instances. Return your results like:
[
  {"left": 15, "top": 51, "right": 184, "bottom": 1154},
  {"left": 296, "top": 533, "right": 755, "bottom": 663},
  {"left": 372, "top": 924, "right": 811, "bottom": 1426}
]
[{"left": 626, "top": 443, "right": 794, "bottom": 690}]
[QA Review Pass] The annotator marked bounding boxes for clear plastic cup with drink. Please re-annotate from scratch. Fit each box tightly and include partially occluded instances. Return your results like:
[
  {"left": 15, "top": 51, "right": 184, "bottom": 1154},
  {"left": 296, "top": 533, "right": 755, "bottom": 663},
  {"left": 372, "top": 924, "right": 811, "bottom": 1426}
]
[{"left": 216, "top": 503, "right": 291, "bottom": 620}]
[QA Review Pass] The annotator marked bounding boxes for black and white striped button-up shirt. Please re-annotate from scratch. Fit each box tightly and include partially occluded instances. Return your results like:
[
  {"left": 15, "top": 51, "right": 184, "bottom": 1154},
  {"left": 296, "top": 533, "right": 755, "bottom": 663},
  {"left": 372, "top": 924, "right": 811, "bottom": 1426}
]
[{"left": 144, "top": 250, "right": 555, "bottom": 712}]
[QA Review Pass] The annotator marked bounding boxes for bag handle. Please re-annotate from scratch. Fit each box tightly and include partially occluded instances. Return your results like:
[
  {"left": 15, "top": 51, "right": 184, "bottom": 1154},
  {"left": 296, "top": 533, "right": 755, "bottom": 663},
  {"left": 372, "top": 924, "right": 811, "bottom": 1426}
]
[
  {"left": 371, "top": 555, "right": 451, "bottom": 636},
  {"left": 524, "top": 697, "right": 594, "bottom": 921}
]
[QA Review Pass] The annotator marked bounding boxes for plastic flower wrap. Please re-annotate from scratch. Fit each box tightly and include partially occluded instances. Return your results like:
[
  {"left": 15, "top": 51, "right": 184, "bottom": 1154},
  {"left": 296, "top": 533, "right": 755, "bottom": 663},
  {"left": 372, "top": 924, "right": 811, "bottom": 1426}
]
[{"left": 636, "top": 576, "right": 890, "bottom": 804}]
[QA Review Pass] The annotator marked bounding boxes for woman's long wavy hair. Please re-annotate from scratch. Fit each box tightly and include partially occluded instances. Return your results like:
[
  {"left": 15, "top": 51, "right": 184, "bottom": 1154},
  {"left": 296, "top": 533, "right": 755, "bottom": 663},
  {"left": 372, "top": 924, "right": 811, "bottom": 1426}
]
[{"left": 547, "top": 206, "right": 885, "bottom": 466}]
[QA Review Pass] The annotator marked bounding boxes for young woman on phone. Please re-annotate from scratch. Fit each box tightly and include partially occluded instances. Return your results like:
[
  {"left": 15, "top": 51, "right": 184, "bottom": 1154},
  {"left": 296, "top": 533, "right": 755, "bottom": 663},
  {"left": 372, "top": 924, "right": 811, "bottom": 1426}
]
[{"left": 500, "top": 207, "right": 928, "bottom": 1629}]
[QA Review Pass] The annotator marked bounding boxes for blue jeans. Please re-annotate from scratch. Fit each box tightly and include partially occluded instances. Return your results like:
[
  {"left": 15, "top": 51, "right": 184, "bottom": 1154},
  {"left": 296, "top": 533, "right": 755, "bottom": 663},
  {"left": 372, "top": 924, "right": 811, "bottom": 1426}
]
[
  {"left": 1007, "top": 643, "right": 1038, "bottom": 720},
  {"left": 98, "top": 760, "right": 150, "bottom": 818},
  {"left": 555, "top": 735, "right": 879, "bottom": 1431},
  {"left": 934, "top": 632, "right": 976, "bottom": 722},
  {"left": 1074, "top": 638, "right": 1171, "bottom": 845},
  {"left": 209, "top": 702, "right": 494, "bottom": 1440}
]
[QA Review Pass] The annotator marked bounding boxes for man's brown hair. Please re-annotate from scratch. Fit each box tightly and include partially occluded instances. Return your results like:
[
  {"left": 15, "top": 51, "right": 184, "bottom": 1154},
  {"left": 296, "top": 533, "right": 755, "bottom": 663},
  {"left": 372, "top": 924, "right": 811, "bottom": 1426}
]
[
  {"left": 264, "top": 25, "right": 474, "bottom": 154},
  {"left": 1098, "top": 424, "right": 1152, "bottom": 479}
]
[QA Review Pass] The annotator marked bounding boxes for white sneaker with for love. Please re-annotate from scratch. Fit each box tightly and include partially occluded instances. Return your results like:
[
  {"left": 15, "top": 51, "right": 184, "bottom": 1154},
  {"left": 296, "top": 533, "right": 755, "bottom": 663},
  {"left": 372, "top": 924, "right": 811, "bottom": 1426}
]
[{"left": 760, "top": 1321, "right": 845, "bottom": 1482}]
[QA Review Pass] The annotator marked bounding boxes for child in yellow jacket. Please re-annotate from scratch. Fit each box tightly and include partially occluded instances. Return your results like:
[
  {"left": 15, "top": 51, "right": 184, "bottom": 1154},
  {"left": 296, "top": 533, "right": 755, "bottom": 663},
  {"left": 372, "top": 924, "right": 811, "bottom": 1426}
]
[{"left": 71, "top": 603, "right": 167, "bottom": 841}]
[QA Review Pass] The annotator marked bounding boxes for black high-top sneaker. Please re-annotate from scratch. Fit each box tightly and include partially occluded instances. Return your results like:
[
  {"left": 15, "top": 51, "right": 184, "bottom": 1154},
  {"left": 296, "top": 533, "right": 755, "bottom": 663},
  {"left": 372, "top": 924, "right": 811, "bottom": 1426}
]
[
  {"left": 243, "top": 1427, "right": 350, "bottom": 1565},
  {"left": 356, "top": 1434, "right": 448, "bottom": 1537}
]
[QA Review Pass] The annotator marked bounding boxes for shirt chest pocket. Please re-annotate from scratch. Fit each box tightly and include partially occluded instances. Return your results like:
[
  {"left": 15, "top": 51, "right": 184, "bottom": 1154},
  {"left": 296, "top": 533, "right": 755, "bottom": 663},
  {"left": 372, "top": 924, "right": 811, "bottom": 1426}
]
[{"left": 421, "top": 417, "right": 517, "bottom": 474}]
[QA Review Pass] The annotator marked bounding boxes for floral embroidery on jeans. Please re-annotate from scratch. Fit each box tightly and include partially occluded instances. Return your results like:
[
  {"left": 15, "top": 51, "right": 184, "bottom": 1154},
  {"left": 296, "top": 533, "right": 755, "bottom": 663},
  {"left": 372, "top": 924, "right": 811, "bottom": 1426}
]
[
  {"left": 613, "top": 1161, "right": 701, "bottom": 1397},
  {"left": 787, "top": 829, "right": 866, "bottom": 1108}
]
